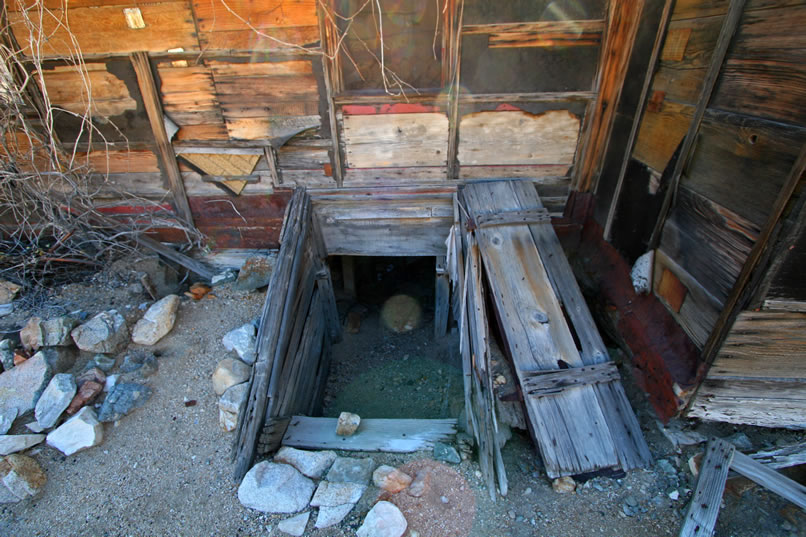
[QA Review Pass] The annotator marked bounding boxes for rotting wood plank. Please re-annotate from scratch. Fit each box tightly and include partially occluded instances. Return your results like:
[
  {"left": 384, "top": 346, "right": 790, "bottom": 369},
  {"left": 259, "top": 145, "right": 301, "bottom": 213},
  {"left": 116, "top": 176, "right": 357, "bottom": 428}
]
[
  {"left": 130, "top": 51, "right": 195, "bottom": 227},
  {"left": 749, "top": 441, "right": 806, "bottom": 470},
  {"left": 523, "top": 362, "right": 620, "bottom": 396},
  {"left": 731, "top": 451, "right": 806, "bottom": 511},
  {"left": 281, "top": 417, "right": 457, "bottom": 452},
  {"left": 679, "top": 439, "right": 735, "bottom": 537}
]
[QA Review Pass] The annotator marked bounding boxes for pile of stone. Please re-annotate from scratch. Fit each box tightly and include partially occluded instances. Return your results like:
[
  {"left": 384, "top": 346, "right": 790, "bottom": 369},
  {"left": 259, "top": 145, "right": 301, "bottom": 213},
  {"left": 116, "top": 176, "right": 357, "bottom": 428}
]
[
  {"left": 238, "top": 447, "right": 410, "bottom": 537},
  {"left": 0, "top": 294, "right": 181, "bottom": 503},
  {"left": 213, "top": 322, "right": 258, "bottom": 431}
]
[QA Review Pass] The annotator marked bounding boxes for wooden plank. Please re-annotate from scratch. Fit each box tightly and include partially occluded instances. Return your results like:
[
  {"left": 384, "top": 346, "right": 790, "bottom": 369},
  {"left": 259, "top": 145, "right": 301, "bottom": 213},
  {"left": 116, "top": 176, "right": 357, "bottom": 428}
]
[
  {"left": 37, "top": 63, "right": 137, "bottom": 118},
  {"left": 475, "top": 208, "right": 550, "bottom": 228},
  {"left": 575, "top": 0, "right": 645, "bottom": 192},
  {"left": 198, "top": 27, "right": 320, "bottom": 52},
  {"left": 679, "top": 439, "right": 735, "bottom": 537},
  {"left": 342, "top": 113, "right": 449, "bottom": 169},
  {"left": 281, "top": 417, "right": 457, "bottom": 452},
  {"left": 632, "top": 101, "right": 693, "bottom": 172},
  {"left": 603, "top": 0, "right": 676, "bottom": 239},
  {"left": 688, "top": 378, "right": 806, "bottom": 428},
  {"left": 434, "top": 257, "right": 450, "bottom": 338},
  {"left": 480, "top": 20, "right": 605, "bottom": 48},
  {"left": 458, "top": 110, "right": 580, "bottom": 167},
  {"left": 131, "top": 51, "right": 194, "bottom": 227},
  {"left": 9, "top": 3, "right": 200, "bottom": 57},
  {"left": 649, "top": 0, "right": 748, "bottom": 250},
  {"left": 731, "top": 450, "right": 806, "bottom": 510},
  {"left": 192, "top": 0, "right": 317, "bottom": 32},
  {"left": 459, "top": 165, "right": 571, "bottom": 180},
  {"left": 749, "top": 441, "right": 806, "bottom": 470},
  {"left": 157, "top": 65, "right": 223, "bottom": 126},
  {"left": 75, "top": 150, "right": 159, "bottom": 175},
  {"left": 523, "top": 362, "right": 620, "bottom": 396}
]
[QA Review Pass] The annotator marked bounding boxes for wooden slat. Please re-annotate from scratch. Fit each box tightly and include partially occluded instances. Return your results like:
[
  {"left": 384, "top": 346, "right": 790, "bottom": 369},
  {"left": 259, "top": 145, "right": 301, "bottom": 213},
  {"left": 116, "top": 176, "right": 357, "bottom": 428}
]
[
  {"left": 130, "top": 51, "right": 194, "bottom": 227},
  {"left": 158, "top": 65, "right": 223, "bottom": 126},
  {"left": 9, "top": 3, "right": 200, "bottom": 57},
  {"left": 731, "top": 451, "right": 806, "bottom": 511},
  {"left": 475, "top": 208, "right": 550, "bottom": 228},
  {"left": 458, "top": 110, "right": 580, "bottom": 167},
  {"left": 689, "top": 378, "right": 806, "bottom": 428},
  {"left": 523, "top": 362, "right": 620, "bottom": 396},
  {"left": 281, "top": 417, "right": 457, "bottom": 452},
  {"left": 192, "top": 0, "right": 317, "bottom": 32},
  {"left": 679, "top": 439, "right": 735, "bottom": 537},
  {"left": 749, "top": 441, "right": 806, "bottom": 470},
  {"left": 37, "top": 63, "right": 137, "bottom": 118},
  {"left": 198, "top": 27, "right": 320, "bottom": 52},
  {"left": 341, "top": 113, "right": 449, "bottom": 169},
  {"left": 632, "top": 101, "right": 693, "bottom": 172},
  {"left": 75, "top": 150, "right": 159, "bottom": 175}
]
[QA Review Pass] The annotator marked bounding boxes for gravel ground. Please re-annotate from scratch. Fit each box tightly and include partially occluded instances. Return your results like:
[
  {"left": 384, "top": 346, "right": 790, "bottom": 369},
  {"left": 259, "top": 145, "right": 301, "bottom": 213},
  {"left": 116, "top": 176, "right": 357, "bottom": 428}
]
[{"left": 0, "top": 256, "right": 803, "bottom": 537}]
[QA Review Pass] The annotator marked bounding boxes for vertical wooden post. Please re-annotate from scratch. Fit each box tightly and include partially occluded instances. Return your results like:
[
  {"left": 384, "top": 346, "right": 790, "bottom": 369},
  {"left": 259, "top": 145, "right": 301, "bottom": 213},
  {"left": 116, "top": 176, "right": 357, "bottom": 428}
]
[
  {"left": 263, "top": 146, "right": 282, "bottom": 187},
  {"left": 445, "top": 0, "right": 463, "bottom": 180},
  {"left": 130, "top": 51, "right": 194, "bottom": 227},
  {"left": 318, "top": 3, "right": 345, "bottom": 187},
  {"left": 435, "top": 255, "right": 450, "bottom": 338},
  {"left": 341, "top": 255, "right": 356, "bottom": 299}
]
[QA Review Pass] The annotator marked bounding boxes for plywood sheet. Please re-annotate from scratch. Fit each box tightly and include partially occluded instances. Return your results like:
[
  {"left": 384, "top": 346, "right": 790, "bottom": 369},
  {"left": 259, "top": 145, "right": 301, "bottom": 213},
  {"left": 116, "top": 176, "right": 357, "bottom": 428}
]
[
  {"left": 9, "top": 2, "right": 200, "bottom": 57},
  {"left": 342, "top": 113, "right": 449, "bottom": 168},
  {"left": 458, "top": 110, "right": 579, "bottom": 167},
  {"left": 180, "top": 153, "right": 260, "bottom": 176},
  {"left": 37, "top": 63, "right": 136, "bottom": 118},
  {"left": 632, "top": 101, "right": 693, "bottom": 172}
]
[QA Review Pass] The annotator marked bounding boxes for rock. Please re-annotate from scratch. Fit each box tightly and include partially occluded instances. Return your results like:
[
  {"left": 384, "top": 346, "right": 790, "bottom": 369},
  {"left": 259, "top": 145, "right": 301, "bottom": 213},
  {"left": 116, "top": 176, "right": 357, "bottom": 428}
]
[
  {"left": 186, "top": 282, "right": 211, "bottom": 300},
  {"left": 34, "top": 373, "right": 76, "bottom": 429},
  {"left": 218, "top": 382, "right": 248, "bottom": 432},
  {"left": 630, "top": 250, "right": 654, "bottom": 295},
  {"left": 274, "top": 447, "right": 336, "bottom": 479},
  {"left": 316, "top": 503, "right": 355, "bottom": 528},
  {"left": 335, "top": 412, "right": 361, "bottom": 436},
  {"left": 0, "top": 349, "right": 75, "bottom": 417},
  {"left": 433, "top": 442, "right": 461, "bottom": 464},
  {"left": 104, "top": 375, "right": 118, "bottom": 393},
  {"left": 0, "top": 454, "right": 46, "bottom": 502},
  {"left": 211, "top": 270, "right": 237, "bottom": 286},
  {"left": 222, "top": 324, "right": 257, "bottom": 365},
  {"left": 657, "top": 459, "right": 677, "bottom": 476},
  {"left": 76, "top": 367, "right": 106, "bottom": 387},
  {"left": 212, "top": 358, "right": 251, "bottom": 395},
  {"left": 727, "top": 432, "right": 753, "bottom": 451},
  {"left": 668, "top": 490, "right": 679, "bottom": 501},
  {"left": 25, "top": 422, "right": 43, "bottom": 434},
  {"left": 0, "top": 281, "right": 21, "bottom": 304},
  {"left": 356, "top": 501, "right": 407, "bottom": 537},
  {"left": 0, "top": 304, "right": 11, "bottom": 318},
  {"left": 41, "top": 317, "right": 78, "bottom": 347},
  {"left": 0, "top": 434, "right": 45, "bottom": 455},
  {"left": 237, "top": 461, "right": 314, "bottom": 513},
  {"left": 46, "top": 407, "right": 103, "bottom": 455},
  {"left": 234, "top": 256, "right": 273, "bottom": 291},
  {"left": 552, "top": 476, "right": 576, "bottom": 494},
  {"left": 97, "top": 383, "right": 151, "bottom": 422},
  {"left": 372, "top": 465, "right": 412, "bottom": 493},
  {"left": 20, "top": 318, "right": 43, "bottom": 351},
  {"left": 406, "top": 469, "right": 430, "bottom": 498},
  {"left": 88, "top": 354, "right": 115, "bottom": 373},
  {"left": 131, "top": 294, "right": 180, "bottom": 345},
  {"left": 0, "top": 409, "right": 16, "bottom": 435},
  {"left": 278, "top": 511, "right": 310, "bottom": 536},
  {"left": 0, "top": 340, "right": 13, "bottom": 371},
  {"left": 326, "top": 457, "right": 375, "bottom": 485},
  {"left": 66, "top": 381, "right": 104, "bottom": 415},
  {"left": 311, "top": 481, "right": 365, "bottom": 507},
  {"left": 71, "top": 310, "right": 129, "bottom": 354}
]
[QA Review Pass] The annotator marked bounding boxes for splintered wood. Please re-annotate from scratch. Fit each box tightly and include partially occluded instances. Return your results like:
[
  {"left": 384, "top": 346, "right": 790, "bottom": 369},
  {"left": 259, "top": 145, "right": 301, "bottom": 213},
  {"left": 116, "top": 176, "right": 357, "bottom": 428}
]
[{"left": 459, "top": 180, "right": 651, "bottom": 479}]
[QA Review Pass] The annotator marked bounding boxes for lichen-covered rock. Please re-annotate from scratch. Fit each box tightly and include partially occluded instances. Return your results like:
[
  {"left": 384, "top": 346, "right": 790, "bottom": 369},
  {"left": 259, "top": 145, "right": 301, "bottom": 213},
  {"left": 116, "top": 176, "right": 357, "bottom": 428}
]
[
  {"left": 97, "top": 383, "right": 151, "bottom": 422},
  {"left": 0, "top": 454, "right": 46, "bottom": 503},
  {"left": 234, "top": 256, "right": 273, "bottom": 291}
]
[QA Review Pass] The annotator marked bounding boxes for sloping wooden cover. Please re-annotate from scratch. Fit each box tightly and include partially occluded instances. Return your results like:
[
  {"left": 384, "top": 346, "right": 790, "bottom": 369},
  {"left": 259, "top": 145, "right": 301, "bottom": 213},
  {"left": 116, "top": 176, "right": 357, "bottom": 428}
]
[{"left": 460, "top": 180, "right": 651, "bottom": 478}]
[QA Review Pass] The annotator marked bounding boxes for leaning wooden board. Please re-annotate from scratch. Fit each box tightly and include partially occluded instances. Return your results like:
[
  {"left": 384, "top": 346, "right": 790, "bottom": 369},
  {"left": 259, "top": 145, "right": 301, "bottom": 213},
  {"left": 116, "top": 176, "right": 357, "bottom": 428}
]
[{"left": 460, "top": 180, "right": 651, "bottom": 478}]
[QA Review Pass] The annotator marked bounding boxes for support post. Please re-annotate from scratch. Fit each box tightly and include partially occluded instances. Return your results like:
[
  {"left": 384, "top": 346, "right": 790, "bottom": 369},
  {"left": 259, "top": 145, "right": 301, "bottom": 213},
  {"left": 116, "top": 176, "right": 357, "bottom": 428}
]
[{"left": 435, "top": 255, "right": 450, "bottom": 338}]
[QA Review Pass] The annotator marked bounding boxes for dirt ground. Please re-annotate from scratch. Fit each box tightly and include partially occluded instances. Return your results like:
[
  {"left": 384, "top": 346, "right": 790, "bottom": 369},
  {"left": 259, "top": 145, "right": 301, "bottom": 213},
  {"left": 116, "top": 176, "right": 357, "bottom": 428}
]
[{"left": 0, "top": 255, "right": 804, "bottom": 537}]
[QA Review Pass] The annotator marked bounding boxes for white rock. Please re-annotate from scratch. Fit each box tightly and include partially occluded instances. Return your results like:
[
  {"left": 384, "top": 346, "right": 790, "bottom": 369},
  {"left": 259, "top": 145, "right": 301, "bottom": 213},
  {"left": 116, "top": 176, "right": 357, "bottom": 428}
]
[
  {"left": 238, "top": 461, "right": 314, "bottom": 513},
  {"left": 274, "top": 447, "right": 336, "bottom": 479},
  {"left": 212, "top": 358, "right": 251, "bottom": 395},
  {"left": 222, "top": 323, "right": 257, "bottom": 364},
  {"left": 46, "top": 407, "right": 103, "bottom": 456},
  {"left": 315, "top": 504, "right": 355, "bottom": 529},
  {"left": 310, "top": 481, "right": 365, "bottom": 507},
  {"left": 630, "top": 250, "right": 654, "bottom": 295},
  {"left": 278, "top": 511, "right": 310, "bottom": 536},
  {"left": 0, "top": 349, "right": 75, "bottom": 417},
  {"left": 35, "top": 373, "right": 76, "bottom": 429},
  {"left": 104, "top": 374, "right": 118, "bottom": 393},
  {"left": 131, "top": 295, "right": 180, "bottom": 345},
  {"left": 218, "top": 382, "right": 248, "bottom": 432},
  {"left": 71, "top": 310, "right": 129, "bottom": 354},
  {"left": 0, "top": 435, "right": 45, "bottom": 455},
  {"left": 25, "top": 422, "right": 43, "bottom": 434},
  {"left": 356, "top": 501, "right": 407, "bottom": 537},
  {"left": 336, "top": 412, "right": 360, "bottom": 436},
  {"left": 40, "top": 317, "right": 78, "bottom": 347},
  {"left": 0, "top": 409, "right": 16, "bottom": 435}
]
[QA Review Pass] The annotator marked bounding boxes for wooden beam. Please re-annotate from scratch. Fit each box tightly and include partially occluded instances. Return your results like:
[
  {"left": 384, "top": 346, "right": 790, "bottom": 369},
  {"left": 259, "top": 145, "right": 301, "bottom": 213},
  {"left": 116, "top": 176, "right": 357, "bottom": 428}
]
[
  {"left": 602, "top": 0, "right": 676, "bottom": 241},
  {"left": 679, "top": 439, "right": 735, "bottom": 537},
  {"left": 731, "top": 451, "right": 806, "bottom": 511},
  {"left": 446, "top": 0, "right": 463, "bottom": 180},
  {"left": 434, "top": 256, "right": 450, "bottom": 339},
  {"left": 130, "top": 51, "right": 194, "bottom": 227},
  {"left": 687, "top": 144, "right": 806, "bottom": 409},
  {"left": 317, "top": 4, "right": 344, "bottom": 187},
  {"left": 574, "top": 1, "right": 645, "bottom": 192},
  {"left": 648, "top": 0, "right": 747, "bottom": 249}
]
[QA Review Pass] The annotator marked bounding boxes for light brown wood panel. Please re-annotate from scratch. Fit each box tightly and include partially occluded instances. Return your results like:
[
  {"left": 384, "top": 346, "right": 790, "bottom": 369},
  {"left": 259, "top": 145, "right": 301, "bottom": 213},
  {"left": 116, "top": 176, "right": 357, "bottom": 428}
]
[
  {"left": 192, "top": 0, "right": 317, "bottom": 32},
  {"left": 225, "top": 116, "right": 321, "bottom": 141},
  {"left": 158, "top": 65, "right": 223, "bottom": 126},
  {"left": 671, "top": 0, "right": 806, "bottom": 21},
  {"left": 632, "top": 101, "right": 693, "bottom": 172},
  {"left": 174, "top": 124, "right": 230, "bottom": 141},
  {"left": 709, "top": 311, "right": 806, "bottom": 379},
  {"left": 9, "top": 3, "right": 200, "bottom": 57},
  {"left": 458, "top": 110, "right": 580, "bottom": 167},
  {"left": 461, "top": 20, "right": 605, "bottom": 48},
  {"left": 459, "top": 165, "right": 571, "bottom": 179},
  {"left": 198, "top": 26, "right": 320, "bottom": 51},
  {"left": 37, "top": 63, "right": 136, "bottom": 118},
  {"left": 342, "top": 167, "right": 449, "bottom": 184},
  {"left": 341, "top": 113, "right": 449, "bottom": 168},
  {"left": 76, "top": 150, "right": 159, "bottom": 174}
]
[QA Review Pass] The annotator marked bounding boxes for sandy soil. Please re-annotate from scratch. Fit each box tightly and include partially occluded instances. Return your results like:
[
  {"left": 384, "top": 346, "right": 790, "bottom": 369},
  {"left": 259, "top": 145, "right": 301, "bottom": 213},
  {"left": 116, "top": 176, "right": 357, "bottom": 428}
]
[{"left": 0, "top": 256, "right": 803, "bottom": 537}]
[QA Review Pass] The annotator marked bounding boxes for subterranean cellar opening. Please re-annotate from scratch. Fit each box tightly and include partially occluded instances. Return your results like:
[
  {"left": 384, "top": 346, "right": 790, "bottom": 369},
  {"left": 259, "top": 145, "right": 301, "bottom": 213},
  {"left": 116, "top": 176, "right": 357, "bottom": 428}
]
[{"left": 323, "top": 256, "right": 465, "bottom": 421}]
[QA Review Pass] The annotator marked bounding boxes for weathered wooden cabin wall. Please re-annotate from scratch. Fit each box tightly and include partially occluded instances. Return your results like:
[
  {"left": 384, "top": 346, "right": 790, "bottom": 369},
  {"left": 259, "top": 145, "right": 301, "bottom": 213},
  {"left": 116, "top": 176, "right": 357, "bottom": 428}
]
[{"left": 593, "top": 0, "right": 806, "bottom": 426}]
